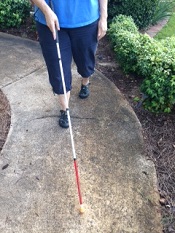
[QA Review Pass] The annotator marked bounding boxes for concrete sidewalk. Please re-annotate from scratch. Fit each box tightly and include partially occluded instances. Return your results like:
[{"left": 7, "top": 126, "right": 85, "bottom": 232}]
[{"left": 0, "top": 32, "right": 162, "bottom": 233}]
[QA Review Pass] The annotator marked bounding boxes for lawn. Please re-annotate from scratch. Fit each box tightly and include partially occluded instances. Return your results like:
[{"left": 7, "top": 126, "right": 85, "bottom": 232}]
[{"left": 155, "top": 13, "right": 175, "bottom": 39}]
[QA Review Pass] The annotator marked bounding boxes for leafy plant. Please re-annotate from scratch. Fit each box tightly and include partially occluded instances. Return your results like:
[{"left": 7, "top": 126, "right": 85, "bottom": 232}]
[
  {"left": 108, "top": 0, "right": 159, "bottom": 29},
  {"left": 108, "top": 15, "right": 140, "bottom": 73},
  {"left": 108, "top": 14, "right": 175, "bottom": 113},
  {"left": 108, "top": 14, "right": 138, "bottom": 35},
  {"left": 151, "top": 0, "right": 175, "bottom": 25},
  {"left": 0, "top": 0, "right": 31, "bottom": 29},
  {"left": 139, "top": 41, "right": 175, "bottom": 112}
]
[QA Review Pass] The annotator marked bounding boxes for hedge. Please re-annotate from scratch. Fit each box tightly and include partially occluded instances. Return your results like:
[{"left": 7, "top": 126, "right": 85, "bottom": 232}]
[
  {"left": 108, "top": 0, "right": 159, "bottom": 29},
  {"left": 0, "top": 0, "right": 30, "bottom": 29},
  {"left": 108, "top": 15, "right": 175, "bottom": 113}
]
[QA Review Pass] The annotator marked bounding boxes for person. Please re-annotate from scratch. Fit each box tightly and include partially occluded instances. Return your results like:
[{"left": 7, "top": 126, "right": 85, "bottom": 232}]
[{"left": 31, "top": 0, "right": 108, "bottom": 128}]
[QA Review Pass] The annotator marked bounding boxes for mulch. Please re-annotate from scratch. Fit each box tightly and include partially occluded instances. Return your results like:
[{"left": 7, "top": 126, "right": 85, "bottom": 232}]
[
  {"left": 0, "top": 90, "right": 11, "bottom": 150},
  {"left": 0, "top": 19, "right": 175, "bottom": 232}
]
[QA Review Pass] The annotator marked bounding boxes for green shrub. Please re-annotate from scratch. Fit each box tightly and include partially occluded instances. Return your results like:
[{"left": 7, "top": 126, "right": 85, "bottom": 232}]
[
  {"left": 136, "top": 34, "right": 161, "bottom": 77},
  {"left": 161, "top": 36, "right": 175, "bottom": 50},
  {"left": 108, "top": 15, "right": 139, "bottom": 72},
  {"left": 108, "top": 0, "right": 159, "bottom": 29},
  {"left": 108, "top": 15, "right": 175, "bottom": 113},
  {"left": 108, "top": 14, "right": 138, "bottom": 35},
  {"left": 110, "top": 31, "right": 141, "bottom": 73},
  {"left": 0, "top": 0, "right": 30, "bottom": 29},
  {"left": 139, "top": 37, "right": 175, "bottom": 112}
]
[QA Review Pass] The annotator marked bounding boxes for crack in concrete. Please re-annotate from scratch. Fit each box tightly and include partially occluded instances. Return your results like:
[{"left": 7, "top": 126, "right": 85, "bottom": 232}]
[
  {"left": 1, "top": 66, "right": 44, "bottom": 88},
  {"left": 34, "top": 115, "right": 97, "bottom": 121}
]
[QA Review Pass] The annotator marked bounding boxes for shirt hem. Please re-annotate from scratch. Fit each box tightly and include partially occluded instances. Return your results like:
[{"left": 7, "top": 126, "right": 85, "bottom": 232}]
[{"left": 35, "top": 17, "right": 99, "bottom": 29}]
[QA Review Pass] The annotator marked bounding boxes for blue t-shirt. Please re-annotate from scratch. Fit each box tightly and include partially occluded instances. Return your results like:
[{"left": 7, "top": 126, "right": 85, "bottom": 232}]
[{"left": 35, "top": 0, "right": 100, "bottom": 28}]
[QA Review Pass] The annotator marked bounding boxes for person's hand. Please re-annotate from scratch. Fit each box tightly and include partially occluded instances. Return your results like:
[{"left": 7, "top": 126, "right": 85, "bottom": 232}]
[
  {"left": 97, "top": 17, "right": 107, "bottom": 40},
  {"left": 45, "top": 8, "right": 60, "bottom": 40}
]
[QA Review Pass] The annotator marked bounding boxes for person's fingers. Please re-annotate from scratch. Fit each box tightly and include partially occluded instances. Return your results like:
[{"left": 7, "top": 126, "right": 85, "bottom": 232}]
[
  {"left": 55, "top": 20, "right": 60, "bottom": 31},
  {"left": 45, "top": 9, "right": 59, "bottom": 40},
  {"left": 98, "top": 30, "right": 105, "bottom": 40},
  {"left": 52, "top": 26, "right": 56, "bottom": 40},
  {"left": 46, "top": 21, "right": 56, "bottom": 40},
  {"left": 98, "top": 27, "right": 107, "bottom": 40},
  {"left": 51, "top": 20, "right": 60, "bottom": 40},
  {"left": 97, "top": 30, "right": 101, "bottom": 40},
  {"left": 97, "top": 19, "right": 107, "bottom": 40}
]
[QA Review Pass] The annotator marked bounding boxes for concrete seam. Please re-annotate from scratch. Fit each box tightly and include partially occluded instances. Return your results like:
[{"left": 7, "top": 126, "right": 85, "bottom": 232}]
[{"left": 1, "top": 65, "right": 45, "bottom": 89}]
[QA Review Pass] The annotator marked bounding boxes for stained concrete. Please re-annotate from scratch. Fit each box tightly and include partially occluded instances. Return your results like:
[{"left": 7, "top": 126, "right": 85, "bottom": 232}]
[{"left": 0, "top": 32, "right": 162, "bottom": 232}]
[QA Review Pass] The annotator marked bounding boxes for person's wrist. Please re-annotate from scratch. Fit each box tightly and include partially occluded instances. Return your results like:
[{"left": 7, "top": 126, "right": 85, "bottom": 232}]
[
  {"left": 100, "top": 12, "right": 108, "bottom": 19},
  {"left": 42, "top": 4, "right": 51, "bottom": 16}
]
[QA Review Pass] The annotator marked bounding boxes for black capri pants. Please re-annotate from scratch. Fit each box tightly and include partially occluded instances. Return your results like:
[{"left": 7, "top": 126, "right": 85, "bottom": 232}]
[{"left": 36, "top": 20, "right": 98, "bottom": 94}]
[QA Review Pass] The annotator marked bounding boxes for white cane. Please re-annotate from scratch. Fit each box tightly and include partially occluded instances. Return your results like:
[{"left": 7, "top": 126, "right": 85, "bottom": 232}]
[{"left": 49, "top": 0, "right": 85, "bottom": 214}]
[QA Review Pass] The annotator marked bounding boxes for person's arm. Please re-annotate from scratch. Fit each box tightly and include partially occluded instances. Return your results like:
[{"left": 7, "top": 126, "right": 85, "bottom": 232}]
[
  {"left": 98, "top": 0, "right": 108, "bottom": 40},
  {"left": 31, "top": 0, "right": 59, "bottom": 39}
]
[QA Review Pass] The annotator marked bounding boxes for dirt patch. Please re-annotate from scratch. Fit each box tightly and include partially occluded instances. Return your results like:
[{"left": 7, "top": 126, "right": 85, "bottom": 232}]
[
  {"left": 0, "top": 17, "right": 37, "bottom": 41},
  {"left": 0, "top": 21, "right": 175, "bottom": 232},
  {"left": 0, "top": 90, "right": 11, "bottom": 151}
]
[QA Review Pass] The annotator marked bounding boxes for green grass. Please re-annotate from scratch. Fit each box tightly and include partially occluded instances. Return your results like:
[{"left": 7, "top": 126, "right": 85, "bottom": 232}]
[{"left": 155, "top": 13, "right": 175, "bottom": 40}]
